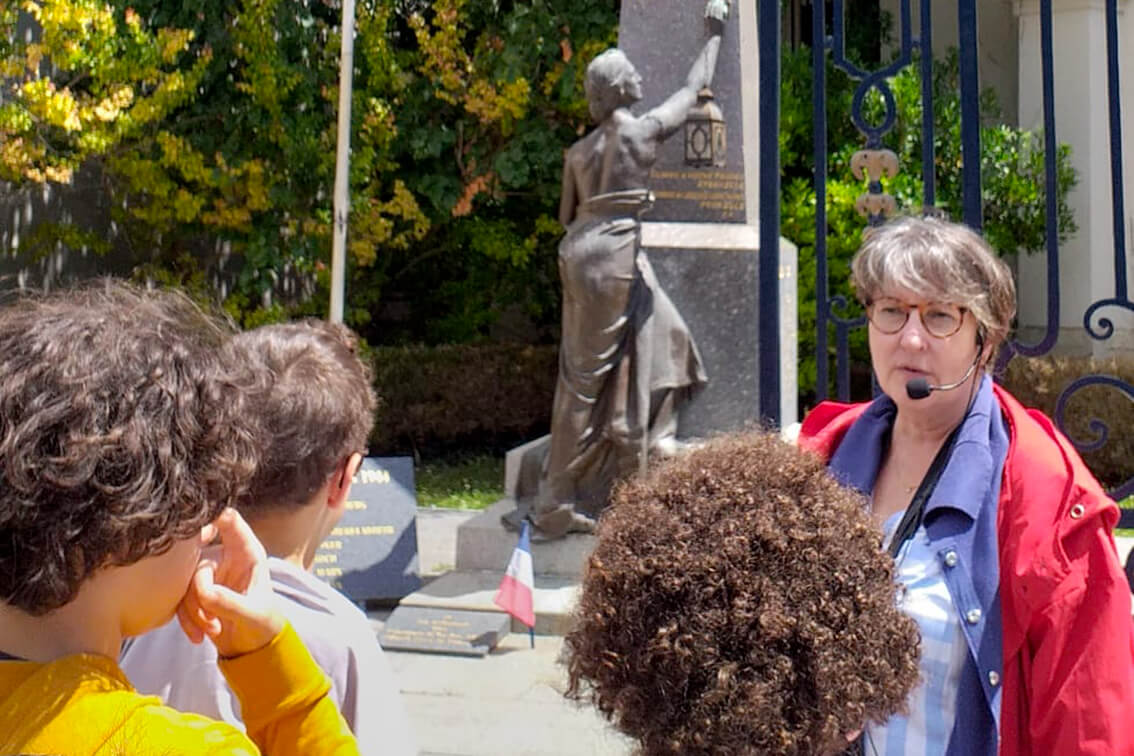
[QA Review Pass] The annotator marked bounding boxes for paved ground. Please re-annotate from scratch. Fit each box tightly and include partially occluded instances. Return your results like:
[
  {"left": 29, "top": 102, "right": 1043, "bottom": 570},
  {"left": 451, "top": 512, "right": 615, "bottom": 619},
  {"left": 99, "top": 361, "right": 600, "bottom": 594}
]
[
  {"left": 385, "top": 630, "right": 631, "bottom": 756},
  {"left": 374, "top": 508, "right": 630, "bottom": 756}
]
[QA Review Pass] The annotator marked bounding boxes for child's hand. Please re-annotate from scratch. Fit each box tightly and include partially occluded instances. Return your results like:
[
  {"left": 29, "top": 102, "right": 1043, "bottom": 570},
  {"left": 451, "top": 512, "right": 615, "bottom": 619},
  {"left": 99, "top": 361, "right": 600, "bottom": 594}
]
[{"left": 177, "top": 508, "right": 284, "bottom": 658}]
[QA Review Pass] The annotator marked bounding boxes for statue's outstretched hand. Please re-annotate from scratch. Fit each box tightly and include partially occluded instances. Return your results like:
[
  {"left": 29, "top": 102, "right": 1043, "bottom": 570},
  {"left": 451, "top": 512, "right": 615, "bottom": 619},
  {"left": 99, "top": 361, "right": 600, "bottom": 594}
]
[{"left": 705, "top": 0, "right": 729, "bottom": 30}]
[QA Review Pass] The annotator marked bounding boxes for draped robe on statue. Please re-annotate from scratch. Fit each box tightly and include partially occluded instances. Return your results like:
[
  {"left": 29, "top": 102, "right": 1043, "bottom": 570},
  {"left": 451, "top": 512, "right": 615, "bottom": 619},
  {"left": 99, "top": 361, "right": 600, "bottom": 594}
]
[{"left": 531, "top": 189, "right": 706, "bottom": 538}]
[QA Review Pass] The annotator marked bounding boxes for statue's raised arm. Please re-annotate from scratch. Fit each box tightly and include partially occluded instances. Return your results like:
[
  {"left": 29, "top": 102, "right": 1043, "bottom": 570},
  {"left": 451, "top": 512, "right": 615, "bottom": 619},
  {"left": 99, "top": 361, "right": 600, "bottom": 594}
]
[{"left": 642, "top": 0, "right": 729, "bottom": 141}]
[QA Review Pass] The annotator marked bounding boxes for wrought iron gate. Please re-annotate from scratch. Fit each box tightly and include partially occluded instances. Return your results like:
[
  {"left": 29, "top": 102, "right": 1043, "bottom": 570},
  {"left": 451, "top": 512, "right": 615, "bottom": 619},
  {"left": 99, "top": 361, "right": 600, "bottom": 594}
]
[{"left": 757, "top": 0, "right": 1133, "bottom": 505}]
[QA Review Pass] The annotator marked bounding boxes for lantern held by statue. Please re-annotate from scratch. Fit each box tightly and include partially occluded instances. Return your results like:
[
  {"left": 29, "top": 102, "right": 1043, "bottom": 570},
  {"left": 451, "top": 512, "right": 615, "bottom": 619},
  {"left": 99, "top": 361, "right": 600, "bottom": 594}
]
[{"left": 684, "top": 87, "right": 726, "bottom": 167}]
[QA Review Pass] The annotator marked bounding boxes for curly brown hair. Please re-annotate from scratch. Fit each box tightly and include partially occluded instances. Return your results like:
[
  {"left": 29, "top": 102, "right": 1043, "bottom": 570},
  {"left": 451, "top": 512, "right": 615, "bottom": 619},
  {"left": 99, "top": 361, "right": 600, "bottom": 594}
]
[
  {"left": 564, "top": 431, "right": 920, "bottom": 756},
  {"left": 233, "top": 319, "right": 377, "bottom": 515},
  {"left": 0, "top": 281, "right": 260, "bottom": 615}
]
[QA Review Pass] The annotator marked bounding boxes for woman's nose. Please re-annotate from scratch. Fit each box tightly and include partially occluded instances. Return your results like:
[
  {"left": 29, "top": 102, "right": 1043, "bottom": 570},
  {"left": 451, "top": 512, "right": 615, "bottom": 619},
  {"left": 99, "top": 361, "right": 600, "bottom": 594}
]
[{"left": 898, "top": 314, "right": 928, "bottom": 349}]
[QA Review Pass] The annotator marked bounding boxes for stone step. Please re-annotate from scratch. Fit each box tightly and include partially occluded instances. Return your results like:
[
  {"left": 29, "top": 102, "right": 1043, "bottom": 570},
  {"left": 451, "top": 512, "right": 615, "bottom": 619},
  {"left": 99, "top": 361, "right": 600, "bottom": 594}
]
[
  {"left": 398, "top": 569, "right": 581, "bottom": 636},
  {"left": 455, "top": 498, "right": 596, "bottom": 578}
]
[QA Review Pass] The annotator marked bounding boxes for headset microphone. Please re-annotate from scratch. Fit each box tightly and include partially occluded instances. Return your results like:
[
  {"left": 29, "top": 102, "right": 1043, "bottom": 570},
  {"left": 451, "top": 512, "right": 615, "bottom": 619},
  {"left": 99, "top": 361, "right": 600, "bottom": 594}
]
[{"left": 905, "top": 333, "right": 985, "bottom": 400}]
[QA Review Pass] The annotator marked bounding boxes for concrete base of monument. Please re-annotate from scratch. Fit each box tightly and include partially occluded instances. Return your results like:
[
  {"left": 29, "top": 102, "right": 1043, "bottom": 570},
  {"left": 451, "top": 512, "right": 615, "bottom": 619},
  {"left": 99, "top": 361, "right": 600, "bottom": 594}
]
[
  {"left": 504, "top": 435, "right": 549, "bottom": 500},
  {"left": 392, "top": 498, "right": 597, "bottom": 636},
  {"left": 397, "top": 569, "right": 581, "bottom": 636},
  {"left": 457, "top": 497, "right": 596, "bottom": 576}
]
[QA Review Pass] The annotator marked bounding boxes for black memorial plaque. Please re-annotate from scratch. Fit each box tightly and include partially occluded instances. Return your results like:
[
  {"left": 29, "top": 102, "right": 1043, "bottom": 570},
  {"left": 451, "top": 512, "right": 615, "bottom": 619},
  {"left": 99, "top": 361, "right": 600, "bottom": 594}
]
[
  {"left": 378, "top": 607, "right": 511, "bottom": 657},
  {"left": 313, "top": 456, "right": 422, "bottom": 601}
]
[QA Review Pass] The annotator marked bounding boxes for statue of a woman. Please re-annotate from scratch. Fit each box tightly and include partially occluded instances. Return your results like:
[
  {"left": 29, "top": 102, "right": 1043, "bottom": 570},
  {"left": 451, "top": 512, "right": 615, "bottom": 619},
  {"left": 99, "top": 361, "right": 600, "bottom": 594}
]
[{"left": 531, "top": 1, "right": 729, "bottom": 538}]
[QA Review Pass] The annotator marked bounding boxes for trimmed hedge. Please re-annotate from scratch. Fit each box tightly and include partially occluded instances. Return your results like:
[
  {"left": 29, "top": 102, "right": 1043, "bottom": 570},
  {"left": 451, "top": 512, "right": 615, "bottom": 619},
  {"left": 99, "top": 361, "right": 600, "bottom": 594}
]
[
  {"left": 1000, "top": 354, "right": 1133, "bottom": 491},
  {"left": 369, "top": 343, "right": 557, "bottom": 457},
  {"left": 368, "top": 343, "right": 1132, "bottom": 493}
]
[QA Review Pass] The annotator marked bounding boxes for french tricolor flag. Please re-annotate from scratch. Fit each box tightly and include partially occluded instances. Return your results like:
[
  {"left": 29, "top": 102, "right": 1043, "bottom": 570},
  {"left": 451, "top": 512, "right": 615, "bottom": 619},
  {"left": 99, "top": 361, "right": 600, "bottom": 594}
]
[{"left": 494, "top": 520, "right": 535, "bottom": 629}]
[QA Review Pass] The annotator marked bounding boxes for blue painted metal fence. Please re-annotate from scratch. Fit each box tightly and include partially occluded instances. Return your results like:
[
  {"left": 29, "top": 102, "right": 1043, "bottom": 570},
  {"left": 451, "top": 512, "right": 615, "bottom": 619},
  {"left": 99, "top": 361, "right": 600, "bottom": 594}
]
[{"left": 757, "top": 0, "right": 1133, "bottom": 508}]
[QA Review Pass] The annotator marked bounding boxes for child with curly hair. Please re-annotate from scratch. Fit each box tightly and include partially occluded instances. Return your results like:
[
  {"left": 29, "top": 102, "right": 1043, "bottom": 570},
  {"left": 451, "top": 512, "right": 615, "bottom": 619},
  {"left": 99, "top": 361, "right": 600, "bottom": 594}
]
[
  {"left": 0, "top": 283, "right": 358, "bottom": 755},
  {"left": 122, "top": 320, "right": 415, "bottom": 755},
  {"left": 564, "top": 430, "right": 921, "bottom": 756}
]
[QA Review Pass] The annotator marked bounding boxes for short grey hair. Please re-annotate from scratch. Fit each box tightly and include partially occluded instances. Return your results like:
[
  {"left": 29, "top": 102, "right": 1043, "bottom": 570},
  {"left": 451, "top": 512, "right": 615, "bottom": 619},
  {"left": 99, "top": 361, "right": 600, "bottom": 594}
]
[
  {"left": 585, "top": 48, "right": 637, "bottom": 122},
  {"left": 851, "top": 215, "right": 1017, "bottom": 350}
]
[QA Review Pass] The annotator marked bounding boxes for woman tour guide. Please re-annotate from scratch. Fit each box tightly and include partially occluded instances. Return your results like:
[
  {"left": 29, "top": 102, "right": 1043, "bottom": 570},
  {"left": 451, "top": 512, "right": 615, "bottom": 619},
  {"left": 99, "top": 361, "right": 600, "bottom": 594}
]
[{"left": 800, "top": 215, "right": 1134, "bottom": 755}]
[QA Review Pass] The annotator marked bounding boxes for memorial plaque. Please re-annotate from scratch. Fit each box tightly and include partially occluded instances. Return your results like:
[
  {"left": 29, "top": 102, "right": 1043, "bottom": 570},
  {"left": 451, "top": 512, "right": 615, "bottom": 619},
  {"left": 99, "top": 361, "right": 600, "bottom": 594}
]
[
  {"left": 379, "top": 606, "right": 511, "bottom": 657},
  {"left": 313, "top": 456, "right": 422, "bottom": 601}
]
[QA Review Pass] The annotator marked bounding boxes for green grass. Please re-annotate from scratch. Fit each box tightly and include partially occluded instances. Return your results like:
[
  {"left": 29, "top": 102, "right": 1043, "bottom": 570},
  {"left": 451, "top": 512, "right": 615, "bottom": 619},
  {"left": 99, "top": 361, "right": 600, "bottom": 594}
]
[
  {"left": 415, "top": 453, "right": 504, "bottom": 510},
  {"left": 1117, "top": 494, "right": 1133, "bottom": 538}
]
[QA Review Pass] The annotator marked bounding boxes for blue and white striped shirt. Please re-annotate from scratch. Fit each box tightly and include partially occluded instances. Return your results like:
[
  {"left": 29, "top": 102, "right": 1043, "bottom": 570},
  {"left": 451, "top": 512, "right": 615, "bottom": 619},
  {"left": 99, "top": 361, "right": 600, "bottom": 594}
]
[{"left": 863, "top": 519, "right": 968, "bottom": 756}]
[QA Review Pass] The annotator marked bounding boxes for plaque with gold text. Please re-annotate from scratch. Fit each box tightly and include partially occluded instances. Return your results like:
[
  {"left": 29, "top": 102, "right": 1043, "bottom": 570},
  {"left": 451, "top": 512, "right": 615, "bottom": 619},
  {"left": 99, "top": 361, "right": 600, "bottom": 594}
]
[
  {"left": 379, "top": 607, "right": 510, "bottom": 657},
  {"left": 312, "top": 456, "right": 421, "bottom": 601}
]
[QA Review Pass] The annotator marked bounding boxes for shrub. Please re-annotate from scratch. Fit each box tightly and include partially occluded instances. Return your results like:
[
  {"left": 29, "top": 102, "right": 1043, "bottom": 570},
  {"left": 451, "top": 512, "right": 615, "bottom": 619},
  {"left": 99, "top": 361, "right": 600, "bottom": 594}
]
[
  {"left": 369, "top": 342, "right": 557, "bottom": 457},
  {"left": 784, "top": 47, "right": 1077, "bottom": 402},
  {"left": 1000, "top": 355, "right": 1134, "bottom": 492}
]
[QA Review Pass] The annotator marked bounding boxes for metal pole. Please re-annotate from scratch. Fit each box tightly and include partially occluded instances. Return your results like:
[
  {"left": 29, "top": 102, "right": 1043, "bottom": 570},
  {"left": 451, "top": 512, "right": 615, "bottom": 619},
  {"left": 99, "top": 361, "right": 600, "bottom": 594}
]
[
  {"left": 329, "top": 0, "right": 357, "bottom": 323},
  {"left": 957, "top": 0, "right": 982, "bottom": 230},
  {"left": 757, "top": 0, "right": 781, "bottom": 426}
]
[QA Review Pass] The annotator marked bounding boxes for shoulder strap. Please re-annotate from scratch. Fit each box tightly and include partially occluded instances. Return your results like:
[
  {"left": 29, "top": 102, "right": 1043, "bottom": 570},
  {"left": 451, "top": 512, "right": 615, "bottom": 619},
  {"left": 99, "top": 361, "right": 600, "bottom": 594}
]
[{"left": 886, "top": 423, "right": 964, "bottom": 558}]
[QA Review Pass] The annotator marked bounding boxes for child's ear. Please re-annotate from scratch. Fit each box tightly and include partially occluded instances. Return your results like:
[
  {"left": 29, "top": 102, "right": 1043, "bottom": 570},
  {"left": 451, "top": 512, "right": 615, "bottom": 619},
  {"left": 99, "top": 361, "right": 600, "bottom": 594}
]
[{"left": 328, "top": 452, "right": 364, "bottom": 509}]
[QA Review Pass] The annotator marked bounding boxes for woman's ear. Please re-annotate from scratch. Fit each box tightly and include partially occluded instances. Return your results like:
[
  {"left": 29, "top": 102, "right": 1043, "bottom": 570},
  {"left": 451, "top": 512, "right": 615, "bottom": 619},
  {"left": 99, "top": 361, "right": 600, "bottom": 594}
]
[{"left": 976, "top": 330, "right": 994, "bottom": 369}]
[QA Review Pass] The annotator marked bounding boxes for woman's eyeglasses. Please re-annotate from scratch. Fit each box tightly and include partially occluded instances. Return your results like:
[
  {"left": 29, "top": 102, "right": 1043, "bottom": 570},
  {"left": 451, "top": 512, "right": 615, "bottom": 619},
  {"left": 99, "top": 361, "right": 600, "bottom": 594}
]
[{"left": 865, "top": 298, "right": 967, "bottom": 338}]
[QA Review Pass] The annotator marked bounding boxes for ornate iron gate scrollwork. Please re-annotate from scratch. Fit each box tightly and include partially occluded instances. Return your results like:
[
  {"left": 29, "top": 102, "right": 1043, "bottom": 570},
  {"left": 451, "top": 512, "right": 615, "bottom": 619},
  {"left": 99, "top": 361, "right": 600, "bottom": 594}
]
[{"left": 773, "top": 0, "right": 1133, "bottom": 503}]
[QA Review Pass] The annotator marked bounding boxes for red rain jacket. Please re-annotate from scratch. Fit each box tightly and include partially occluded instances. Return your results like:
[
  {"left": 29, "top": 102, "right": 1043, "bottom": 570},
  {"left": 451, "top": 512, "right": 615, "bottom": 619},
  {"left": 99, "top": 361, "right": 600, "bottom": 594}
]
[{"left": 799, "top": 383, "right": 1134, "bottom": 755}]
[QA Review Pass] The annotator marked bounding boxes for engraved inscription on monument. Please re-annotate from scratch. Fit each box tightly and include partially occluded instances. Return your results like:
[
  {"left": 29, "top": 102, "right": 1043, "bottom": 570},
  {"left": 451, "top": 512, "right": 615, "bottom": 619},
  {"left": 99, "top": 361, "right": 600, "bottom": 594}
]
[
  {"left": 379, "top": 607, "right": 511, "bottom": 657},
  {"left": 313, "top": 456, "right": 422, "bottom": 602},
  {"left": 650, "top": 168, "right": 746, "bottom": 221},
  {"left": 619, "top": 0, "right": 753, "bottom": 223}
]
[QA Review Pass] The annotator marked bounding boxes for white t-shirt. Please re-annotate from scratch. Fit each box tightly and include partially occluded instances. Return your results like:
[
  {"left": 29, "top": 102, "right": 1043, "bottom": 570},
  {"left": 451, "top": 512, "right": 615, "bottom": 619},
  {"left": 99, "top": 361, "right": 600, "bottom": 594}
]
[{"left": 121, "top": 557, "right": 415, "bottom": 756}]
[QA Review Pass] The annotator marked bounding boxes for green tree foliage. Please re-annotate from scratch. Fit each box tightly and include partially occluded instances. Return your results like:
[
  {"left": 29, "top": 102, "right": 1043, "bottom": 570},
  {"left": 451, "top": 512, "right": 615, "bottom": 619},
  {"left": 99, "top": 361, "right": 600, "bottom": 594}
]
[
  {"left": 2, "top": 0, "right": 418, "bottom": 325},
  {"left": 354, "top": 0, "right": 616, "bottom": 343},
  {"left": 781, "top": 47, "right": 1077, "bottom": 401},
  {"left": 102, "top": 0, "right": 429, "bottom": 327},
  {"left": 2, "top": 0, "right": 617, "bottom": 340},
  {"left": 0, "top": 0, "right": 208, "bottom": 183}
]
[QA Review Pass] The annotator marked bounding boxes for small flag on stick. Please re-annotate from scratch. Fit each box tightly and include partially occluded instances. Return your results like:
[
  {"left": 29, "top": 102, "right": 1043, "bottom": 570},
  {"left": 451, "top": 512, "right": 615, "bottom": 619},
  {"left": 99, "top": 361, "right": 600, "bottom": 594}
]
[{"left": 494, "top": 520, "right": 536, "bottom": 647}]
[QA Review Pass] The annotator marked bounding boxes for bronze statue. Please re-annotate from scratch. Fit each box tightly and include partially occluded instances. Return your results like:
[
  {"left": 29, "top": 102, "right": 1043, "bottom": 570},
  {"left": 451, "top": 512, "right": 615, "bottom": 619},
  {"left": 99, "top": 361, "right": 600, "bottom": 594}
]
[{"left": 529, "top": 1, "right": 728, "bottom": 539}]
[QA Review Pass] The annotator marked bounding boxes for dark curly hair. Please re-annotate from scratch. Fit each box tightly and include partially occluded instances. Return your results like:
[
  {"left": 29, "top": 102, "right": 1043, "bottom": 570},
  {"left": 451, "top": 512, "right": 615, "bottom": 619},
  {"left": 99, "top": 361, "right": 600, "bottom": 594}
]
[
  {"left": 233, "top": 319, "right": 376, "bottom": 515},
  {"left": 564, "top": 431, "right": 920, "bottom": 756},
  {"left": 0, "top": 281, "right": 260, "bottom": 615}
]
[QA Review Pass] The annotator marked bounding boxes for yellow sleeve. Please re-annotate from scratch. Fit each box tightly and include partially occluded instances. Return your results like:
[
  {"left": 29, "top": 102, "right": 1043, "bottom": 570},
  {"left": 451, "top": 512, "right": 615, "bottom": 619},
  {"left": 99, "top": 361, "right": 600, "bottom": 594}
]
[
  {"left": 219, "top": 622, "right": 360, "bottom": 756},
  {"left": 104, "top": 704, "right": 263, "bottom": 756}
]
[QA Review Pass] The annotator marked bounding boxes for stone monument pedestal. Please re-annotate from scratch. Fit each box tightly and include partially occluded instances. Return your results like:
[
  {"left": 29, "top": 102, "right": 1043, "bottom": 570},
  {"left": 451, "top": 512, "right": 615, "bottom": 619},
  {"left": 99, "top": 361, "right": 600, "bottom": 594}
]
[
  {"left": 395, "top": 499, "right": 593, "bottom": 636},
  {"left": 457, "top": 498, "right": 594, "bottom": 576},
  {"left": 642, "top": 223, "right": 798, "bottom": 434}
]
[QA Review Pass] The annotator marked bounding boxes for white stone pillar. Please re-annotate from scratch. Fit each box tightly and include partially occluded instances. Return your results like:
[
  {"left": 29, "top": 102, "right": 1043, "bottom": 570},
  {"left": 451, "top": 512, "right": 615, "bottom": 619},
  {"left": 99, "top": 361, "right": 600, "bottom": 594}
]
[
  {"left": 1015, "top": 0, "right": 1134, "bottom": 358},
  {"left": 880, "top": 0, "right": 1019, "bottom": 124}
]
